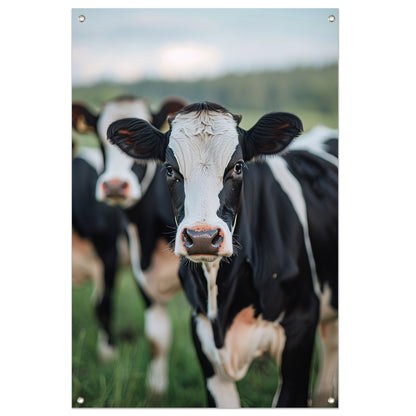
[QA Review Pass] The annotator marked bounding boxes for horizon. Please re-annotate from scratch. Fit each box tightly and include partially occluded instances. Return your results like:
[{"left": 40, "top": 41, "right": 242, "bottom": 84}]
[{"left": 73, "top": 62, "right": 338, "bottom": 89}]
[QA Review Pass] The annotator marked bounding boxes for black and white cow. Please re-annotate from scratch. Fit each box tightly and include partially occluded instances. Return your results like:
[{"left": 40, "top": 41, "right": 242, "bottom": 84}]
[
  {"left": 72, "top": 96, "right": 186, "bottom": 393},
  {"left": 72, "top": 146, "right": 128, "bottom": 360},
  {"left": 107, "top": 102, "right": 338, "bottom": 407}
]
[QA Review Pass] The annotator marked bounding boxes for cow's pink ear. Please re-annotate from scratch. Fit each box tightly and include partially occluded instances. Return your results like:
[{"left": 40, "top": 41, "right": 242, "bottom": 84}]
[
  {"left": 241, "top": 112, "right": 303, "bottom": 160},
  {"left": 72, "top": 103, "right": 98, "bottom": 133},
  {"left": 107, "top": 118, "right": 168, "bottom": 162}
]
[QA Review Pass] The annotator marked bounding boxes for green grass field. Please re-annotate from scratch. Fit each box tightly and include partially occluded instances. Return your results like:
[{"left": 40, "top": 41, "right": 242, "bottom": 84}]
[{"left": 72, "top": 266, "right": 323, "bottom": 408}]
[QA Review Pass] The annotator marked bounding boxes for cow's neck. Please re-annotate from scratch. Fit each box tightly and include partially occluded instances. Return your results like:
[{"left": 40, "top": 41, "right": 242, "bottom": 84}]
[
  {"left": 198, "top": 210, "right": 255, "bottom": 348},
  {"left": 201, "top": 260, "right": 221, "bottom": 320},
  {"left": 178, "top": 198, "right": 256, "bottom": 348}
]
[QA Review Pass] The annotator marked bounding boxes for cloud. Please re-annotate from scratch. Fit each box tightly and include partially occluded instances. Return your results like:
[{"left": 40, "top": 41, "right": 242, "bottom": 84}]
[
  {"left": 72, "top": 45, "right": 149, "bottom": 84},
  {"left": 72, "top": 41, "right": 223, "bottom": 85},
  {"left": 157, "top": 43, "right": 222, "bottom": 80}
]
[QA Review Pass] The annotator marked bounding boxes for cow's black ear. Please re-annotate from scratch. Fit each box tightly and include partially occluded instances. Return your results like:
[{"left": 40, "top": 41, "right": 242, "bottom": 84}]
[
  {"left": 72, "top": 103, "right": 98, "bottom": 133},
  {"left": 240, "top": 112, "right": 303, "bottom": 160},
  {"left": 151, "top": 97, "right": 187, "bottom": 129},
  {"left": 107, "top": 118, "right": 168, "bottom": 162}
]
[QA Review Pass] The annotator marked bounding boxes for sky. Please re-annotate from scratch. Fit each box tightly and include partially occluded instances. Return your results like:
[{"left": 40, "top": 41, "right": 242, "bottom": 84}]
[{"left": 72, "top": 8, "right": 338, "bottom": 86}]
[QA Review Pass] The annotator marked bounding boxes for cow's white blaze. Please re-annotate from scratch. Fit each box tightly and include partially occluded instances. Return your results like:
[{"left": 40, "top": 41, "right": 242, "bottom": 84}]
[
  {"left": 95, "top": 98, "right": 153, "bottom": 208},
  {"left": 168, "top": 111, "right": 239, "bottom": 257}
]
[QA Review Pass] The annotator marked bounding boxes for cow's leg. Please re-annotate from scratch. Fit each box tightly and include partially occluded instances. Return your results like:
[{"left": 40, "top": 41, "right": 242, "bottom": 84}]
[
  {"left": 126, "top": 223, "right": 172, "bottom": 394},
  {"left": 313, "top": 318, "right": 338, "bottom": 406},
  {"left": 94, "top": 241, "right": 118, "bottom": 361},
  {"left": 191, "top": 314, "right": 240, "bottom": 408},
  {"left": 271, "top": 325, "right": 287, "bottom": 407},
  {"left": 277, "top": 296, "right": 319, "bottom": 407},
  {"left": 205, "top": 373, "right": 240, "bottom": 408},
  {"left": 144, "top": 302, "right": 171, "bottom": 394}
]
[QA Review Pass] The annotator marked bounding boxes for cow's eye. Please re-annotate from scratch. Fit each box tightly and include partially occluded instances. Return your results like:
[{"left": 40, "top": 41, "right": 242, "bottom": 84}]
[
  {"left": 233, "top": 161, "right": 244, "bottom": 175},
  {"left": 165, "top": 164, "right": 174, "bottom": 177}
]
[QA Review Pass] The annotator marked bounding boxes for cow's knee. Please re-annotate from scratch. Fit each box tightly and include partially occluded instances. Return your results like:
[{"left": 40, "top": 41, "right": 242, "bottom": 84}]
[{"left": 144, "top": 303, "right": 171, "bottom": 394}]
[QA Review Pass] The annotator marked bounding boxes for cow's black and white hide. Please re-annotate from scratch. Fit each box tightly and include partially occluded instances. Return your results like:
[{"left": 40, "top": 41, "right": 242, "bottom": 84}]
[{"left": 106, "top": 102, "right": 338, "bottom": 407}]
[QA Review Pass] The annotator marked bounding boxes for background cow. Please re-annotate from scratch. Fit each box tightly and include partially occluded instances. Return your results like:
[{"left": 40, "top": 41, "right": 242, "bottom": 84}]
[
  {"left": 107, "top": 102, "right": 338, "bottom": 407},
  {"left": 72, "top": 145, "right": 128, "bottom": 360},
  {"left": 72, "top": 96, "right": 185, "bottom": 393}
]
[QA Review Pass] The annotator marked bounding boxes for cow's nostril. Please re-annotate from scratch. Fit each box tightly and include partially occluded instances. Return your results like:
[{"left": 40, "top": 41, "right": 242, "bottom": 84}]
[
  {"left": 182, "top": 228, "right": 194, "bottom": 248},
  {"left": 211, "top": 229, "right": 223, "bottom": 248}
]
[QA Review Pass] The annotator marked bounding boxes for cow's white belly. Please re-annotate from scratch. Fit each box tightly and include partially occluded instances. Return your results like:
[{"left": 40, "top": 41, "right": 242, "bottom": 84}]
[{"left": 196, "top": 306, "right": 286, "bottom": 381}]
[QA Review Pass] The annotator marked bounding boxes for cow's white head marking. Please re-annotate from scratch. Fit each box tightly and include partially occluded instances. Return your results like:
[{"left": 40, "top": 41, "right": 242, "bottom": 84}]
[
  {"left": 167, "top": 110, "right": 241, "bottom": 260},
  {"left": 107, "top": 102, "right": 303, "bottom": 263},
  {"left": 95, "top": 98, "right": 152, "bottom": 208}
]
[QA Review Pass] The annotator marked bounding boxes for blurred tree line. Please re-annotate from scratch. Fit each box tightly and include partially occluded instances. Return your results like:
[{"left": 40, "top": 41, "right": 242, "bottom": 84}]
[{"left": 73, "top": 64, "right": 337, "bottom": 135}]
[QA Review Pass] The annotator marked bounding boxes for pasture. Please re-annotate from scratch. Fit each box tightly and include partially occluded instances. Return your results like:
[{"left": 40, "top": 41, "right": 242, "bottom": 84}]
[
  {"left": 72, "top": 265, "right": 325, "bottom": 407},
  {"left": 72, "top": 66, "right": 338, "bottom": 407}
]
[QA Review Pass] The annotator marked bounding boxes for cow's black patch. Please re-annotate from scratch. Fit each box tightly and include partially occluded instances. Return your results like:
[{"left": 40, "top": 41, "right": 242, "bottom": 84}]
[{"left": 216, "top": 146, "right": 244, "bottom": 232}]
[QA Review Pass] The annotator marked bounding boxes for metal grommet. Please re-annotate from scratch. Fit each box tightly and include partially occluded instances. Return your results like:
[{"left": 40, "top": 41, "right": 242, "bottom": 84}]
[
  {"left": 78, "top": 15, "right": 86, "bottom": 23},
  {"left": 328, "top": 15, "right": 335, "bottom": 23}
]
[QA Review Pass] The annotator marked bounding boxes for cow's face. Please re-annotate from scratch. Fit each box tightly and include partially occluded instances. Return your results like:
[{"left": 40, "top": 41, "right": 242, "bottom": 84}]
[
  {"left": 165, "top": 109, "right": 244, "bottom": 261},
  {"left": 72, "top": 97, "right": 186, "bottom": 208},
  {"left": 95, "top": 98, "right": 152, "bottom": 208},
  {"left": 107, "top": 102, "right": 303, "bottom": 262}
]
